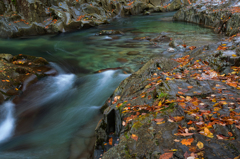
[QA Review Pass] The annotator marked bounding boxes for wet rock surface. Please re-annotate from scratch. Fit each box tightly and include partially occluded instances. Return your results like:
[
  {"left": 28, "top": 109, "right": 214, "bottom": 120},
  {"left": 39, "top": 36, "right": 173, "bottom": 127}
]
[
  {"left": 94, "top": 31, "right": 240, "bottom": 158},
  {"left": 173, "top": 0, "right": 240, "bottom": 36},
  {"left": 0, "top": 0, "right": 192, "bottom": 38},
  {"left": 0, "top": 53, "right": 55, "bottom": 103}
]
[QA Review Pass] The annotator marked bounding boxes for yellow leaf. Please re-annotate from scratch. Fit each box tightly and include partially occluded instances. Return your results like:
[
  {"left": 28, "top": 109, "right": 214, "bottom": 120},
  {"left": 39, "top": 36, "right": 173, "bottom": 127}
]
[
  {"left": 157, "top": 121, "right": 165, "bottom": 125},
  {"left": 196, "top": 141, "right": 204, "bottom": 149},
  {"left": 169, "top": 149, "right": 178, "bottom": 152},
  {"left": 212, "top": 98, "right": 217, "bottom": 102},
  {"left": 158, "top": 101, "right": 162, "bottom": 106},
  {"left": 213, "top": 103, "right": 219, "bottom": 107},
  {"left": 232, "top": 54, "right": 237, "bottom": 57},
  {"left": 203, "top": 127, "right": 214, "bottom": 138}
]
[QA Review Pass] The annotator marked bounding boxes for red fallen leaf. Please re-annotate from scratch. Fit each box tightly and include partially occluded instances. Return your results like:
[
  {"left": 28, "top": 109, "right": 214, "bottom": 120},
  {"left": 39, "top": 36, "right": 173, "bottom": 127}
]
[
  {"left": 153, "top": 118, "right": 164, "bottom": 122},
  {"left": 159, "top": 152, "right": 173, "bottom": 159},
  {"left": 182, "top": 44, "right": 187, "bottom": 48},
  {"left": 131, "top": 134, "right": 138, "bottom": 141},
  {"left": 188, "top": 120, "right": 193, "bottom": 125},
  {"left": 109, "top": 137, "right": 113, "bottom": 145}
]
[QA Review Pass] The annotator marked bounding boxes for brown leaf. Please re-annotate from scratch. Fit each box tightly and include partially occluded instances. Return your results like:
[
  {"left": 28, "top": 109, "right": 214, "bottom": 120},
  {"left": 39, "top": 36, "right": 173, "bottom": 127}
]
[
  {"left": 159, "top": 152, "right": 173, "bottom": 159},
  {"left": 153, "top": 118, "right": 164, "bottom": 122}
]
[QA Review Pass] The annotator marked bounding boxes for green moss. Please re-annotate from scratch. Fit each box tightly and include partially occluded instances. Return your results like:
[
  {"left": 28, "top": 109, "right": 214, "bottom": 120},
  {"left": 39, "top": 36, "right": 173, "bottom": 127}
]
[
  {"left": 132, "top": 121, "right": 143, "bottom": 130},
  {"left": 124, "top": 144, "right": 132, "bottom": 159},
  {"left": 124, "top": 132, "right": 129, "bottom": 139}
]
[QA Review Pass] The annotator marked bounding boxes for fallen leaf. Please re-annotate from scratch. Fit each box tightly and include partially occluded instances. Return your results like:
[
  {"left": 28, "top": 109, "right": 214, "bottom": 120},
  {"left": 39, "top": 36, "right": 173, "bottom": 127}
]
[
  {"left": 201, "top": 127, "right": 214, "bottom": 138},
  {"left": 188, "top": 86, "right": 193, "bottom": 89},
  {"left": 109, "top": 137, "right": 113, "bottom": 145},
  {"left": 181, "top": 138, "right": 194, "bottom": 146},
  {"left": 179, "top": 102, "right": 186, "bottom": 107},
  {"left": 159, "top": 152, "right": 173, "bottom": 159},
  {"left": 174, "top": 116, "right": 184, "bottom": 122},
  {"left": 131, "top": 134, "right": 138, "bottom": 141},
  {"left": 157, "top": 121, "right": 165, "bottom": 125},
  {"left": 189, "top": 127, "right": 195, "bottom": 131},
  {"left": 174, "top": 139, "right": 180, "bottom": 142},
  {"left": 196, "top": 141, "right": 204, "bottom": 149},
  {"left": 153, "top": 118, "right": 164, "bottom": 122}
]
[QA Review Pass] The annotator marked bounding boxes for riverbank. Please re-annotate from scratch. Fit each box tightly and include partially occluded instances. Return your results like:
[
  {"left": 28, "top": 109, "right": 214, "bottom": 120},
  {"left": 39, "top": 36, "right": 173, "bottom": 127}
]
[
  {"left": 94, "top": 1, "right": 240, "bottom": 158},
  {"left": 95, "top": 36, "right": 240, "bottom": 159},
  {"left": 0, "top": 0, "right": 191, "bottom": 38}
]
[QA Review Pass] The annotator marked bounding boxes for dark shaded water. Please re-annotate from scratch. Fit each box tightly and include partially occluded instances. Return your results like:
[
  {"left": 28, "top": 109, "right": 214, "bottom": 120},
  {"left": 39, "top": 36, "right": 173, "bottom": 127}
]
[{"left": 0, "top": 12, "right": 223, "bottom": 159}]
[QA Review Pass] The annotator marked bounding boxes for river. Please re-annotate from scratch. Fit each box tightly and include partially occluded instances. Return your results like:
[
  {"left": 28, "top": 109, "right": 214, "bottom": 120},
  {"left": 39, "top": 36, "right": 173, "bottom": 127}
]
[{"left": 0, "top": 12, "right": 223, "bottom": 159}]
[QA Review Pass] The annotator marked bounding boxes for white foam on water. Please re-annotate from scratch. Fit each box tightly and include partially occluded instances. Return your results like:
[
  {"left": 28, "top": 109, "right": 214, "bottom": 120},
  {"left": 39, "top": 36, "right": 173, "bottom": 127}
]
[{"left": 0, "top": 102, "right": 15, "bottom": 143}]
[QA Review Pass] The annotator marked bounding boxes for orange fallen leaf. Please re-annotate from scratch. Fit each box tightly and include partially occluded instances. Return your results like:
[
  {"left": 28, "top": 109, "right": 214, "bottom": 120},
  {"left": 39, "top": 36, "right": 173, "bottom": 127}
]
[
  {"left": 181, "top": 138, "right": 194, "bottom": 146},
  {"left": 131, "top": 134, "right": 138, "bottom": 141},
  {"left": 179, "top": 102, "right": 186, "bottom": 107},
  {"left": 189, "top": 46, "right": 196, "bottom": 50},
  {"left": 109, "top": 137, "right": 113, "bottom": 145},
  {"left": 187, "top": 86, "right": 193, "bottom": 89},
  {"left": 173, "top": 116, "right": 184, "bottom": 122}
]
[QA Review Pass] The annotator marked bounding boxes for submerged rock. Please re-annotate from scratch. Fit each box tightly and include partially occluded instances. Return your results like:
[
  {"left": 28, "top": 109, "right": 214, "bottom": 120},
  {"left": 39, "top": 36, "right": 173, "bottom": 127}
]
[
  {"left": 97, "top": 30, "right": 124, "bottom": 36},
  {"left": 127, "top": 51, "right": 140, "bottom": 55}
]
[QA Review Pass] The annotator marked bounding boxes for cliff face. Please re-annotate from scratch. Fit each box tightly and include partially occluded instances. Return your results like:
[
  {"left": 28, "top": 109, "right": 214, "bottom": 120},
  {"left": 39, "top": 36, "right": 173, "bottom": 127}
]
[
  {"left": 0, "top": 0, "right": 191, "bottom": 38},
  {"left": 173, "top": 0, "right": 240, "bottom": 36}
]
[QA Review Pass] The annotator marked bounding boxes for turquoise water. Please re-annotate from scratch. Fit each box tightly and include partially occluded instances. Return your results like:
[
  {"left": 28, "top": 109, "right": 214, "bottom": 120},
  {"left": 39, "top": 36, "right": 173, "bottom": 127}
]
[{"left": 0, "top": 12, "right": 223, "bottom": 159}]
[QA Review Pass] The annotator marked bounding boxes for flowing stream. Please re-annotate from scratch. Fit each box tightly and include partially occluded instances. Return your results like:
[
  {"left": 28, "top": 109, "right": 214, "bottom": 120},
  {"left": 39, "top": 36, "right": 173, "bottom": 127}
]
[{"left": 0, "top": 12, "right": 223, "bottom": 159}]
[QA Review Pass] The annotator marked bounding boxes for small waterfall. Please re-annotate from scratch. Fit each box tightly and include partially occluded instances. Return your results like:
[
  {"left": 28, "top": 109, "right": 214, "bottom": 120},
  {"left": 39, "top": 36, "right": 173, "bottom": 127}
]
[{"left": 0, "top": 102, "right": 15, "bottom": 143}]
